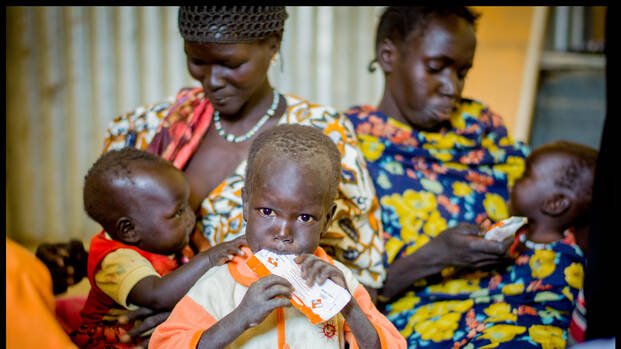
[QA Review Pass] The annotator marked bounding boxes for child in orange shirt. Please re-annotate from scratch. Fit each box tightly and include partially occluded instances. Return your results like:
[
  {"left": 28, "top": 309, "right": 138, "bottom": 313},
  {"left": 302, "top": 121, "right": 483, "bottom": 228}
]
[{"left": 150, "top": 124, "right": 406, "bottom": 348}]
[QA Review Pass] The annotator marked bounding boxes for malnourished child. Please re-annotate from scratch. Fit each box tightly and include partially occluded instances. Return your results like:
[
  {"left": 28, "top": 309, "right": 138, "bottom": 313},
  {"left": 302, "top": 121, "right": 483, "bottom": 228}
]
[{"left": 150, "top": 124, "right": 406, "bottom": 348}]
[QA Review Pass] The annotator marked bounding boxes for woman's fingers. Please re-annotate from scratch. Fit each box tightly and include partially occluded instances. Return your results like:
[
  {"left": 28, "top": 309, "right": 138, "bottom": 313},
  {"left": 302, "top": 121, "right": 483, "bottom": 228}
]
[{"left": 469, "top": 237, "right": 511, "bottom": 255}]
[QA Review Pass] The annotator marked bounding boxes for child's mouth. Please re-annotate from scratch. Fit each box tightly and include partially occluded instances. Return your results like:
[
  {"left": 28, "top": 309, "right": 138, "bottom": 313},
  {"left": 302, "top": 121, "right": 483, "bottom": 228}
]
[{"left": 264, "top": 246, "right": 297, "bottom": 256}]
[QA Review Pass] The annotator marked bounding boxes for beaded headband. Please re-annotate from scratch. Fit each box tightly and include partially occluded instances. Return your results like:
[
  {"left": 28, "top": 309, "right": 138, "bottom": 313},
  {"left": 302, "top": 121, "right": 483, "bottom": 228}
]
[{"left": 178, "top": 6, "right": 288, "bottom": 43}]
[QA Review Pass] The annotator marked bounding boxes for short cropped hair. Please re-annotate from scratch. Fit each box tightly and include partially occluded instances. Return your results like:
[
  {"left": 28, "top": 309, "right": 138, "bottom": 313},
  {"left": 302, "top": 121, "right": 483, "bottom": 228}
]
[
  {"left": 370, "top": 6, "right": 480, "bottom": 72},
  {"left": 545, "top": 141, "right": 597, "bottom": 197},
  {"left": 245, "top": 124, "right": 342, "bottom": 203},
  {"left": 535, "top": 140, "right": 598, "bottom": 222},
  {"left": 83, "top": 147, "right": 171, "bottom": 231}
]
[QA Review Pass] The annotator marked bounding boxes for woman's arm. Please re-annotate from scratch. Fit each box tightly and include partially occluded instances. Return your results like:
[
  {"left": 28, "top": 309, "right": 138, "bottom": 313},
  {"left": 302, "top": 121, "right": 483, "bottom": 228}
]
[{"left": 380, "top": 223, "right": 513, "bottom": 300}]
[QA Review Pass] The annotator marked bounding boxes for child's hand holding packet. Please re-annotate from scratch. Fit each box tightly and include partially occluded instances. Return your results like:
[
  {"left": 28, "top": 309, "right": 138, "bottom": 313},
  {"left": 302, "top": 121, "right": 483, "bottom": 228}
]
[{"left": 247, "top": 249, "right": 351, "bottom": 324}]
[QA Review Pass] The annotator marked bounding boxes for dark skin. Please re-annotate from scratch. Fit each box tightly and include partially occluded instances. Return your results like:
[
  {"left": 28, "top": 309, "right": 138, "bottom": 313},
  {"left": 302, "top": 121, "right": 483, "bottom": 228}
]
[
  {"left": 106, "top": 165, "right": 248, "bottom": 312},
  {"left": 375, "top": 15, "right": 514, "bottom": 302},
  {"left": 40, "top": 35, "right": 290, "bottom": 347},
  {"left": 182, "top": 36, "right": 286, "bottom": 213},
  {"left": 75, "top": 164, "right": 240, "bottom": 349},
  {"left": 197, "top": 154, "right": 380, "bottom": 349},
  {"left": 509, "top": 147, "right": 592, "bottom": 250}
]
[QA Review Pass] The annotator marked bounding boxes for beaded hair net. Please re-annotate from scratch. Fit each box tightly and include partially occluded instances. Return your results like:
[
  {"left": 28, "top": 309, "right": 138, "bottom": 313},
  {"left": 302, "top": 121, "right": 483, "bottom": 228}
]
[{"left": 178, "top": 6, "right": 288, "bottom": 43}]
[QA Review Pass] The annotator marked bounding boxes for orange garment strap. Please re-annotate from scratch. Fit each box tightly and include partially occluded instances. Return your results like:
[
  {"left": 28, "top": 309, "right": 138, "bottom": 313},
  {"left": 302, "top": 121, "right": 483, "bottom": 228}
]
[{"left": 276, "top": 307, "right": 288, "bottom": 349}]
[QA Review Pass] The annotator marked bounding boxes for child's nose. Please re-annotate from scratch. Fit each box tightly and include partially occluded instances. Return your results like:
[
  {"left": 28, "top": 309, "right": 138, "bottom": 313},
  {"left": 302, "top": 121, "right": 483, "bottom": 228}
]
[{"left": 274, "top": 221, "right": 293, "bottom": 242}]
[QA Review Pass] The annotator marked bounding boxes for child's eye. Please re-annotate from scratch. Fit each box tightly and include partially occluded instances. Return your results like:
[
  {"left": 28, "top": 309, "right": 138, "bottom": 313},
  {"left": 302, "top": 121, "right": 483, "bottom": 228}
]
[
  {"left": 258, "top": 208, "right": 275, "bottom": 217},
  {"left": 298, "top": 214, "right": 315, "bottom": 223},
  {"left": 175, "top": 207, "right": 184, "bottom": 217}
]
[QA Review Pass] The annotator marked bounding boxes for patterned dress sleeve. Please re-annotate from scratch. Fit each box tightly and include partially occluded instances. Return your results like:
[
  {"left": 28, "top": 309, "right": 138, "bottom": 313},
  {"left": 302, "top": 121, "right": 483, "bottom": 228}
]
[
  {"left": 327, "top": 113, "right": 386, "bottom": 288},
  {"left": 102, "top": 98, "right": 174, "bottom": 153}
]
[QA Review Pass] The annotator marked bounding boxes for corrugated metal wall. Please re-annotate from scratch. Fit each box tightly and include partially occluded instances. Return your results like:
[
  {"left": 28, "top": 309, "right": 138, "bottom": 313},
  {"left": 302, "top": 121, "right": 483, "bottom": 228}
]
[{"left": 6, "top": 6, "right": 384, "bottom": 249}]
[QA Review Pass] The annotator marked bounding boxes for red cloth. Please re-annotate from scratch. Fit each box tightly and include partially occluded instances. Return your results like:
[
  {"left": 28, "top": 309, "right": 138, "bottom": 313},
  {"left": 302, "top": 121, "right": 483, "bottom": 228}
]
[
  {"left": 145, "top": 87, "right": 214, "bottom": 255},
  {"left": 55, "top": 297, "right": 87, "bottom": 334},
  {"left": 70, "top": 230, "right": 179, "bottom": 348}
]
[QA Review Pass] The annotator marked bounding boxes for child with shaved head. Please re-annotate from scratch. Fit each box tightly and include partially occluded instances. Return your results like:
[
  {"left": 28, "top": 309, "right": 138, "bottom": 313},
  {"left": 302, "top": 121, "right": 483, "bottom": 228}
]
[
  {"left": 510, "top": 140, "right": 598, "bottom": 252},
  {"left": 151, "top": 124, "right": 405, "bottom": 349},
  {"left": 71, "top": 148, "right": 247, "bottom": 349}
]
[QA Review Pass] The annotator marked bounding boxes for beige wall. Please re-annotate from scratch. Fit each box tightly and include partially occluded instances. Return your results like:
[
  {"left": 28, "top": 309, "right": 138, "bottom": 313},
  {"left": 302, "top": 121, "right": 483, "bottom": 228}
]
[
  {"left": 463, "top": 6, "right": 543, "bottom": 142},
  {"left": 6, "top": 6, "right": 545, "bottom": 250}
]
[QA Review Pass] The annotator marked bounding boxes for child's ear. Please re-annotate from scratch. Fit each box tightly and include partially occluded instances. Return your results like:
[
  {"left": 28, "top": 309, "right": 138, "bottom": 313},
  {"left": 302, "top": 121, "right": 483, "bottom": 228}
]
[
  {"left": 377, "top": 38, "right": 398, "bottom": 74},
  {"left": 541, "top": 192, "right": 571, "bottom": 217},
  {"left": 320, "top": 203, "right": 338, "bottom": 238},
  {"left": 115, "top": 217, "right": 140, "bottom": 244}
]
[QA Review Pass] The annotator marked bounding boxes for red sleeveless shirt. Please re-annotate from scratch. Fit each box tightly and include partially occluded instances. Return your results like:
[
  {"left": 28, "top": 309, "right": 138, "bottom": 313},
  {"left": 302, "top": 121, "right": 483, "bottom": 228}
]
[{"left": 80, "top": 230, "right": 179, "bottom": 324}]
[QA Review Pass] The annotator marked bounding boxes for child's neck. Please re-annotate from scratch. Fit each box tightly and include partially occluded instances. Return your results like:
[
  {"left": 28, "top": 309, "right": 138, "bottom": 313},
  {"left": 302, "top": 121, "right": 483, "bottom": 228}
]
[{"left": 526, "top": 222, "right": 565, "bottom": 244}]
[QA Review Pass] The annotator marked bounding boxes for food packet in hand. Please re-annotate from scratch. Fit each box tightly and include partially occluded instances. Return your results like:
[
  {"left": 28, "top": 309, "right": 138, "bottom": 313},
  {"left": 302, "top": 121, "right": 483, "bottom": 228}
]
[
  {"left": 483, "top": 216, "right": 528, "bottom": 241},
  {"left": 247, "top": 249, "right": 351, "bottom": 324}
]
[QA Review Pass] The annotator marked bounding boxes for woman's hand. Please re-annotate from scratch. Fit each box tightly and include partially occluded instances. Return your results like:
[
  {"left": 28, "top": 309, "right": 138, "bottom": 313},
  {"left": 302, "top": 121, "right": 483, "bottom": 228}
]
[
  {"left": 380, "top": 222, "right": 513, "bottom": 301},
  {"left": 295, "top": 254, "right": 348, "bottom": 290},
  {"left": 237, "top": 274, "right": 293, "bottom": 328},
  {"left": 118, "top": 307, "right": 171, "bottom": 349},
  {"left": 36, "top": 239, "right": 88, "bottom": 295},
  {"left": 430, "top": 222, "right": 513, "bottom": 269}
]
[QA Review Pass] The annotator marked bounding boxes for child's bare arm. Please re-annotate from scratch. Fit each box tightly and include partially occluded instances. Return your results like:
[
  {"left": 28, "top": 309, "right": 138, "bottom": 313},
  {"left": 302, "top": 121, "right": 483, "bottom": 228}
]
[
  {"left": 295, "top": 254, "right": 381, "bottom": 349},
  {"left": 127, "top": 236, "right": 247, "bottom": 311},
  {"left": 196, "top": 274, "right": 293, "bottom": 348}
]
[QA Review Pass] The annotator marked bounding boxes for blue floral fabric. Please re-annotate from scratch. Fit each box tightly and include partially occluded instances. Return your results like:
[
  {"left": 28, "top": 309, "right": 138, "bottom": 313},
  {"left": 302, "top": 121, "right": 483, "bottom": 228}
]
[{"left": 345, "top": 100, "right": 585, "bottom": 348}]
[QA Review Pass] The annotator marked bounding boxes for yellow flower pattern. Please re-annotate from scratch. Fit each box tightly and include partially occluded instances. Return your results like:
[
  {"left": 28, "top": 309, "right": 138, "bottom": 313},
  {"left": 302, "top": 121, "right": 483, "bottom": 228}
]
[
  {"left": 564, "top": 262, "right": 584, "bottom": 289},
  {"left": 530, "top": 250, "right": 557, "bottom": 279},
  {"left": 529, "top": 325, "right": 566, "bottom": 349},
  {"left": 494, "top": 156, "right": 526, "bottom": 187},
  {"left": 401, "top": 300, "right": 474, "bottom": 339},
  {"left": 452, "top": 181, "right": 473, "bottom": 197},
  {"left": 428, "top": 278, "right": 481, "bottom": 295},
  {"left": 479, "top": 325, "right": 526, "bottom": 348},
  {"left": 484, "top": 303, "right": 517, "bottom": 323},
  {"left": 346, "top": 101, "right": 581, "bottom": 348},
  {"left": 483, "top": 193, "right": 509, "bottom": 221},
  {"left": 502, "top": 283, "right": 525, "bottom": 296},
  {"left": 357, "top": 134, "right": 385, "bottom": 162},
  {"left": 415, "top": 312, "right": 462, "bottom": 342}
]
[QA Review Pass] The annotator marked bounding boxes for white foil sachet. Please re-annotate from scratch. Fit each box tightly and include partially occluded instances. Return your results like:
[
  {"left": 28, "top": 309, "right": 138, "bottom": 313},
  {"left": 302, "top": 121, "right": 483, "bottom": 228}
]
[
  {"left": 247, "top": 249, "right": 351, "bottom": 324},
  {"left": 484, "top": 216, "right": 528, "bottom": 241}
]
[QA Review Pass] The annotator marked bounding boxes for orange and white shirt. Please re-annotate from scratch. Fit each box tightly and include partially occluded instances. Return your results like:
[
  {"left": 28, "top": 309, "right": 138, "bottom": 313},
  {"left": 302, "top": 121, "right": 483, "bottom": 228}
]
[{"left": 149, "top": 247, "right": 405, "bottom": 349}]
